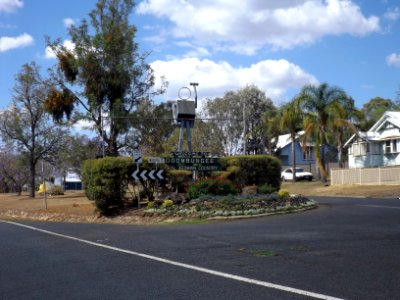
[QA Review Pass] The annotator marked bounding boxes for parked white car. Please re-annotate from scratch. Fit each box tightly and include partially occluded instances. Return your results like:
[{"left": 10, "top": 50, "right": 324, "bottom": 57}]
[{"left": 281, "top": 167, "right": 313, "bottom": 181}]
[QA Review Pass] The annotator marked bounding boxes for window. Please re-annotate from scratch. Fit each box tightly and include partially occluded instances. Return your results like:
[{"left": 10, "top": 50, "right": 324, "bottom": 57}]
[
  {"left": 360, "top": 143, "right": 367, "bottom": 155},
  {"left": 303, "top": 146, "right": 313, "bottom": 160},
  {"left": 393, "top": 140, "right": 397, "bottom": 153},
  {"left": 353, "top": 143, "right": 360, "bottom": 156},
  {"left": 385, "top": 140, "right": 391, "bottom": 154}
]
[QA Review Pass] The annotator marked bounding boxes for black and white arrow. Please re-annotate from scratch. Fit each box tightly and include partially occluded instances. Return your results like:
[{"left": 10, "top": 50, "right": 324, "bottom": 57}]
[
  {"left": 132, "top": 169, "right": 140, "bottom": 181},
  {"left": 132, "top": 169, "right": 164, "bottom": 181},
  {"left": 149, "top": 169, "right": 164, "bottom": 180}
]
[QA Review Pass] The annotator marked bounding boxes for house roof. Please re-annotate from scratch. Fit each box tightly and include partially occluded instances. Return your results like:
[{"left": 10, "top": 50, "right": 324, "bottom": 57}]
[
  {"left": 345, "top": 111, "right": 400, "bottom": 147},
  {"left": 274, "top": 130, "right": 305, "bottom": 149}
]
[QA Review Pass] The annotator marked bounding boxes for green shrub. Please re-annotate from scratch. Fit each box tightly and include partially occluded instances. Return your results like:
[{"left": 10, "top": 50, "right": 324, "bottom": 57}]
[
  {"left": 82, "top": 157, "right": 135, "bottom": 215},
  {"left": 161, "top": 199, "right": 174, "bottom": 208},
  {"left": 166, "top": 170, "right": 192, "bottom": 192},
  {"left": 188, "top": 179, "right": 237, "bottom": 199},
  {"left": 257, "top": 183, "right": 278, "bottom": 194},
  {"left": 147, "top": 201, "right": 156, "bottom": 209},
  {"left": 140, "top": 188, "right": 155, "bottom": 201},
  {"left": 218, "top": 155, "right": 281, "bottom": 191},
  {"left": 278, "top": 189, "right": 290, "bottom": 199}
]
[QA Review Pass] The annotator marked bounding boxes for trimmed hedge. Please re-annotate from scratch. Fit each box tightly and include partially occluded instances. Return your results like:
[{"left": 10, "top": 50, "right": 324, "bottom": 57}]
[
  {"left": 82, "top": 157, "right": 135, "bottom": 215},
  {"left": 218, "top": 155, "right": 281, "bottom": 191},
  {"left": 187, "top": 178, "right": 237, "bottom": 199}
]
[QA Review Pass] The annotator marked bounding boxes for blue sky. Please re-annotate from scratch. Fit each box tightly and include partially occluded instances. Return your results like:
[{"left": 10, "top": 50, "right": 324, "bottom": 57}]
[{"left": 0, "top": 0, "right": 399, "bottom": 110}]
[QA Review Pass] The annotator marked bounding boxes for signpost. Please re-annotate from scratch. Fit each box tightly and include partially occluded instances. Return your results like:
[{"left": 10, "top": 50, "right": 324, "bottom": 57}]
[{"left": 132, "top": 149, "right": 142, "bottom": 208}]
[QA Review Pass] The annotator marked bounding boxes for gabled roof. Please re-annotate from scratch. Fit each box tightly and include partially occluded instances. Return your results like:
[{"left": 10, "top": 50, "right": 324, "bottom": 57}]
[
  {"left": 274, "top": 131, "right": 305, "bottom": 149},
  {"left": 345, "top": 111, "right": 400, "bottom": 147},
  {"left": 369, "top": 111, "right": 400, "bottom": 132}
]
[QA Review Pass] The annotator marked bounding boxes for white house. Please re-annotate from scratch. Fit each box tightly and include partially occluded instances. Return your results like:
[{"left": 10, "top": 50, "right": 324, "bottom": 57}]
[{"left": 345, "top": 111, "right": 400, "bottom": 168}]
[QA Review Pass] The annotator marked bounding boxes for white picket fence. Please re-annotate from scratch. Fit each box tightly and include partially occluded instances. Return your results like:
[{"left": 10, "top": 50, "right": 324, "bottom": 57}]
[{"left": 331, "top": 167, "right": 400, "bottom": 185}]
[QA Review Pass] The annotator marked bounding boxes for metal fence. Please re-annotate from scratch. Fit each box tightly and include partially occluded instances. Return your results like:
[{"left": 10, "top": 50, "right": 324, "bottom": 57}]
[{"left": 331, "top": 167, "right": 400, "bottom": 185}]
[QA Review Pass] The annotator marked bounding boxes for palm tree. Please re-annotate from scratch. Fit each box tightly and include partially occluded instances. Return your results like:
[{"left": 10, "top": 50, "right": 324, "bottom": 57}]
[
  {"left": 330, "top": 97, "right": 362, "bottom": 169},
  {"left": 279, "top": 97, "right": 303, "bottom": 182},
  {"left": 299, "top": 83, "right": 350, "bottom": 183}
]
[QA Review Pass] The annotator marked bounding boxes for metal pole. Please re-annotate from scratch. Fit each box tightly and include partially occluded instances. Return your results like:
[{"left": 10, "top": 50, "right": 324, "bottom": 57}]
[
  {"left": 243, "top": 97, "right": 246, "bottom": 155},
  {"left": 136, "top": 163, "right": 141, "bottom": 209}
]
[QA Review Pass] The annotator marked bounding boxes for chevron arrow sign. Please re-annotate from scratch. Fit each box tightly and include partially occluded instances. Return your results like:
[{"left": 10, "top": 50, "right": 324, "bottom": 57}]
[{"left": 132, "top": 169, "right": 164, "bottom": 181}]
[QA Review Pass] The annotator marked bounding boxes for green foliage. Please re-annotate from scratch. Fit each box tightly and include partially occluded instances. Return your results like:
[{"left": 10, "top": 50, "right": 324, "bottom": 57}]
[
  {"left": 47, "top": 0, "right": 164, "bottom": 156},
  {"left": 219, "top": 155, "right": 281, "bottom": 190},
  {"left": 82, "top": 157, "right": 134, "bottom": 215},
  {"left": 167, "top": 169, "right": 192, "bottom": 192},
  {"left": 147, "top": 201, "right": 156, "bottom": 209},
  {"left": 161, "top": 199, "right": 174, "bottom": 208},
  {"left": 278, "top": 189, "right": 290, "bottom": 199},
  {"left": 187, "top": 179, "right": 237, "bottom": 199},
  {"left": 140, "top": 188, "right": 154, "bottom": 201},
  {"left": 257, "top": 183, "right": 278, "bottom": 194}
]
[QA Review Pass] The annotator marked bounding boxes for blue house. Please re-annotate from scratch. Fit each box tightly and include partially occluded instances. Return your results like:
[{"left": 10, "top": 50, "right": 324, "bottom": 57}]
[{"left": 274, "top": 131, "right": 316, "bottom": 166}]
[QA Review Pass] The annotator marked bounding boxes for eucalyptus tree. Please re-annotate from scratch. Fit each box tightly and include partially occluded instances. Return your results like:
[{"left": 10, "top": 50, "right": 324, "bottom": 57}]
[
  {"left": 0, "top": 62, "right": 66, "bottom": 197},
  {"left": 203, "top": 85, "right": 276, "bottom": 155},
  {"left": 0, "top": 150, "right": 30, "bottom": 195},
  {"left": 45, "top": 0, "right": 166, "bottom": 156},
  {"left": 127, "top": 100, "right": 176, "bottom": 156},
  {"left": 278, "top": 98, "right": 303, "bottom": 181},
  {"left": 360, "top": 97, "right": 398, "bottom": 130},
  {"left": 202, "top": 91, "right": 242, "bottom": 155},
  {"left": 162, "top": 119, "right": 225, "bottom": 156},
  {"left": 299, "top": 83, "right": 350, "bottom": 182}
]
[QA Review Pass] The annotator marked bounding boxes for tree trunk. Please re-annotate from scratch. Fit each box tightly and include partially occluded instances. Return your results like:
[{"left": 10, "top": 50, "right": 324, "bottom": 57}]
[
  {"left": 291, "top": 133, "right": 297, "bottom": 182},
  {"left": 29, "top": 161, "right": 35, "bottom": 198},
  {"left": 319, "top": 144, "right": 328, "bottom": 184}
]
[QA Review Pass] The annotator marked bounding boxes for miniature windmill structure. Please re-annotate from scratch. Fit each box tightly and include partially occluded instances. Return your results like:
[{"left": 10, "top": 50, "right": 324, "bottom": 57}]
[{"left": 172, "top": 83, "right": 198, "bottom": 152}]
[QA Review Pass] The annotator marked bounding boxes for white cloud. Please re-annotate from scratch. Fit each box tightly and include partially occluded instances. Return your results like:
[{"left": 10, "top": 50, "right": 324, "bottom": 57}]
[
  {"left": 386, "top": 53, "right": 400, "bottom": 67},
  {"left": 0, "top": 33, "right": 33, "bottom": 52},
  {"left": 44, "top": 40, "right": 75, "bottom": 59},
  {"left": 63, "top": 18, "right": 76, "bottom": 28},
  {"left": 0, "top": 0, "right": 23, "bottom": 13},
  {"left": 384, "top": 7, "right": 400, "bottom": 21},
  {"left": 150, "top": 58, "right": 318, "bottom": 103},
  {"left": 137, "top": 0, "right": 380, "bottom": 53}
]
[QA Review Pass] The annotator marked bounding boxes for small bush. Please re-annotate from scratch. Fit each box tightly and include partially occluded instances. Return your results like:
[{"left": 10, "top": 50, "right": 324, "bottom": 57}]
[
  {"left": 257, "top": 183, "right": 277, "bottom": 194},
  {"left": 140, "top": 188, "right": 155, "bottom": 201},
  {"left": 49, "top": 185, "right": 64, "bottom": 196},
  {"left": 219, "top": 155, "right": 281, "bottom": 191},
  {"left": 161, "top": 199, "right": 174, "bottom": 208},
  {"left": 278, "top": 189, "right": 290, "bottom": 199},
  {"left": 82, "top": 157, "right": 134, "bottom": 215},
  {"left": 147, "top": 201, "right": 156, "bottom": 209},
  {"left": 187, "top": 179, "right": 237, "bottom": 199}
]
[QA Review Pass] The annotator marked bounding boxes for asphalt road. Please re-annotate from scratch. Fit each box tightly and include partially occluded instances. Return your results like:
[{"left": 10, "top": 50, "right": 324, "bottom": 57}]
[{"left": 1, "top": 196, "right": 400, "bottom": 300}]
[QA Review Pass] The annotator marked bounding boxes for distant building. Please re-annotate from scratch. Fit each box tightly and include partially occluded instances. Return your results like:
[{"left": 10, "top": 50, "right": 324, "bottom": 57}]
[
  {"left": 55, "top": 171, "right": 82, "bottom": 190},
  {"left": 274, "top": 131, "right": 316, "bottom": 165}
]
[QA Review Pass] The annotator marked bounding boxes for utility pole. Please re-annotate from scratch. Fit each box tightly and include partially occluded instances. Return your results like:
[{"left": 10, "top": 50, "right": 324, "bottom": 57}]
[{"left": 243, "top": 96, "right": 246, "bottom": 155}]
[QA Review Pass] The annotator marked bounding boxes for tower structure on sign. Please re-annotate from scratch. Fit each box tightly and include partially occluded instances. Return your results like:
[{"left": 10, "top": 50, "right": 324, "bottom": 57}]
[{"left": 172, "top": 83, "right": 199, "bottom": 153}]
